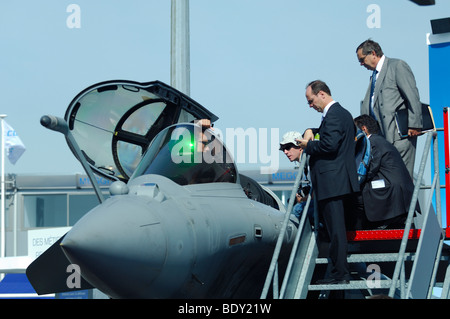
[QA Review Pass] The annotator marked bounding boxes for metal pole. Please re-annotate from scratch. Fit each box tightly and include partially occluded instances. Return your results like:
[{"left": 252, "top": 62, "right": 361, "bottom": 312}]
[
  {"left": 443, "top": 108, "right": 450, "bottom": 234},
  {"left": 171, "top": 0, "right": 190, "bottom": 96},
  {"left": 433, "top": 133, "right": 442, "bottom": 226},
  {"left": 0, "top": 114, "right": 6, "bottom": 259}
]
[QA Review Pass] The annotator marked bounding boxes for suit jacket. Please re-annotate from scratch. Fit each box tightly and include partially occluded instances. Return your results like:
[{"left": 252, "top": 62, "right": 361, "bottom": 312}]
[
  {"left": 361, "top": 57, "right": 422, "bottom": 143},
  {"left": 305, "top": 102, "right": 359, "bottom": 202},
  {"left": 362, "top": 134, "right": 414, "bottom": 222}
]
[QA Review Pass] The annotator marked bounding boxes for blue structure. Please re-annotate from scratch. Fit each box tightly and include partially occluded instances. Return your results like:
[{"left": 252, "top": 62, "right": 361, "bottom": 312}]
[
  {"left": 0, "top": 274, "right": 53, "bottom": 298},
  {"left": 428, "top": 29, "right": 450, "bottom": 229}
]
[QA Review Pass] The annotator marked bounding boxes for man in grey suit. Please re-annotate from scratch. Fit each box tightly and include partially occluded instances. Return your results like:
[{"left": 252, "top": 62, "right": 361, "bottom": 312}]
[
  {"left": 297, "top": 80, "right": 359, "bottom": 284},
  {"left": 356, "top": 39, "right": 422, "bottom": 178}
]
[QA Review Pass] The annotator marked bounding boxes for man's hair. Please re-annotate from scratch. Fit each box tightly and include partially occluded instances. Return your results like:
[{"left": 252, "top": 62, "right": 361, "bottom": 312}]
[
  {"left": 354, "top": 114, "right": 380, "bottom": 134},
  {"left": 356, "top": 39, "right": 384, "bottom": 57},
  {"left": 306, "top": 80, "right": 331, "bottom": 96}
]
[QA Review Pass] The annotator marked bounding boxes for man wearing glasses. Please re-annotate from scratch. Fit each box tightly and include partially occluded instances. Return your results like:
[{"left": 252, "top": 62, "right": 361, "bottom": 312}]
[
  {"left": 279, "top": 131, "right": 313, "bottom": 220},
  {"left": 297, "top": 80, "right": 359, "bottom": 285},
  {"left": 356, "top": 39, "right": 422, "bottom": 179}
]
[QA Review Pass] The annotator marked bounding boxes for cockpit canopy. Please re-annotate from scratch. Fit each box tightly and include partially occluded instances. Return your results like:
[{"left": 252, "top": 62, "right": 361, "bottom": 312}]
[
  {"left": 131, "top": 123, "right": 238, "bottom": 185},
  {"left": 64, "top": 80, "right": 218, "bottom": 181}
]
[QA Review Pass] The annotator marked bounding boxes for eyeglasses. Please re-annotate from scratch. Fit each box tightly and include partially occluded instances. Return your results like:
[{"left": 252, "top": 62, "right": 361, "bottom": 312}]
[
  {"left": 358, "top": 51, "right": 375, "bottom": 64},
  {"left": 358, "top": 54, "right": 368, "bottom": 64},
  {"left": 280, "top": 144, "right": 297, "bottom": 152}
]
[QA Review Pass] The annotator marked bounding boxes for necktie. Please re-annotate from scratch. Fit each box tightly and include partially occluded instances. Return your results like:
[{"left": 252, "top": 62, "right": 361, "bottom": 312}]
[{"left": 369, "top": 69, "right": 378, "bottom": 120}]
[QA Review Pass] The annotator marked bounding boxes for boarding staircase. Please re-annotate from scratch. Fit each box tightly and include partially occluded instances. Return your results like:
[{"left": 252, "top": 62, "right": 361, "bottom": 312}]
[{"left": 261, "top": 131, "right": 450, "bottom": 299}]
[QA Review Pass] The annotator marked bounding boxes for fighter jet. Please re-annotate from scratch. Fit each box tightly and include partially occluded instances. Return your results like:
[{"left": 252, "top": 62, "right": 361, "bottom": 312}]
[{"left": 26, "top": 80, "right": 299, "bottom": 298}]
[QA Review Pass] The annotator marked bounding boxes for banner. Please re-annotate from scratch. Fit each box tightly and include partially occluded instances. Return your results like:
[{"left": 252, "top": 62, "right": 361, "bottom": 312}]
[{"left": 3, "top": 120, "right": 26, "bottom": 165}]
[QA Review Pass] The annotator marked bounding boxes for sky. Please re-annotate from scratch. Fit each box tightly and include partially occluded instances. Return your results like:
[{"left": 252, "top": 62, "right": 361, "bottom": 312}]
[{"left": 0, "top": 0, "right": 449, "bottom": 176}]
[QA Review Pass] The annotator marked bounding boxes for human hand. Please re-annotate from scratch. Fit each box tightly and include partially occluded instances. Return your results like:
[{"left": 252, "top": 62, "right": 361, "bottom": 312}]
[
  {"left": 296, "top": 139, "right": 309, "bottom": 149},
  {"left": 303, "top": 129, "right": 315, "bottom": 141},
  {"left": 408, "top": 128, "right": 421, "bottom": 137},
  {"left": 195, "top": 119, "right": 212, "bottom": 129}
]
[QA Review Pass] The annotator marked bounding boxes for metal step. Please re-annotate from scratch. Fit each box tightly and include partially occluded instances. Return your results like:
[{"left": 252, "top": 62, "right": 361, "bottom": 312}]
[
  {"left": 315, "top": 252, "right": 415, "bottom": 264},
  {"left": 308, "top": 279, "right": 394, "bottom": 291}
]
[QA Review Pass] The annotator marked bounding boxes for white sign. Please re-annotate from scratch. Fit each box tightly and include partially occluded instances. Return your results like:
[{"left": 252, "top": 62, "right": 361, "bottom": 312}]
[{"left": 28, "top": 227, "right": 71, "bottom": 259}]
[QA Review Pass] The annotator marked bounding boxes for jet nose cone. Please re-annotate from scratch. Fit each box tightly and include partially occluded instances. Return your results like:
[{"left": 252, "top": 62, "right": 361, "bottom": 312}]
[{"left": 61, "top": 196, "right": 166, "bottom": 298}]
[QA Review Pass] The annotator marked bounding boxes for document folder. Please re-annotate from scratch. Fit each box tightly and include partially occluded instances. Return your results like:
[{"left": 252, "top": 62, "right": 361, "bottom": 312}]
[{"left": 395, "top": 103, "right": 435, "bottom": 138}]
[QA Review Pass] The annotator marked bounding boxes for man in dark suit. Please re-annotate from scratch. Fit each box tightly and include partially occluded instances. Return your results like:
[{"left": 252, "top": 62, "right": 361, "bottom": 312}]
[
  {"left": 297, "top": 80, "right": 359, "bottom": 284},
  {"left": 356, "top": 39, "right": 422, "bottom": 178},
  {"left": 354, "top": 115, "right": 416, "bottom": 229}
]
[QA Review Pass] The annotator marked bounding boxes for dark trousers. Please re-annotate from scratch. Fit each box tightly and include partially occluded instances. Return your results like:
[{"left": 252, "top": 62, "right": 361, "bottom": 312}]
[
  {"left": 346, "top": 192, "right": 410, "bottom": 231},
  {"left": 318, "top": 194, "right": 351, "bottom": 281}
]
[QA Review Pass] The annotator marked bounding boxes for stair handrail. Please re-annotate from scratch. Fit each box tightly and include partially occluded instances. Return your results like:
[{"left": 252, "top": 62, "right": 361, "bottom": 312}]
[
  {"left": 388, "top": 131, "right": 436, "bottom": 298},
  {"left": 405, "top": 131, "right": 444, "bottom": 298},
  {"left": 426, "top": 132, "right": 444, "bottom": 298},
  {"left": 260, "top": 153, "right": 309, "bottom": 299},
  {"left": 279, "top": 184, "right": 313, "bottom": 298}
]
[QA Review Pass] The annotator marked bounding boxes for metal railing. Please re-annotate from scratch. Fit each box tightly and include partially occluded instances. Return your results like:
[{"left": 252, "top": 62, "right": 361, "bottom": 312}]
[
  {"left": 261, "top": 131, "right": 446, "bottom": 299},
  {"left": 388, "top": 131, "right": 443, "bottom": 298},
  {"left": 260, "top": 153, "right": 310, "bottom": 299}
]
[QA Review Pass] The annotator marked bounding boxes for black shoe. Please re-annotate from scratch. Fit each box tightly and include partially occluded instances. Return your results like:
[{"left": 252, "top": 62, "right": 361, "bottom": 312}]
[{"left": 315, "top": 278, "right": 350, "bottom": 285}]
